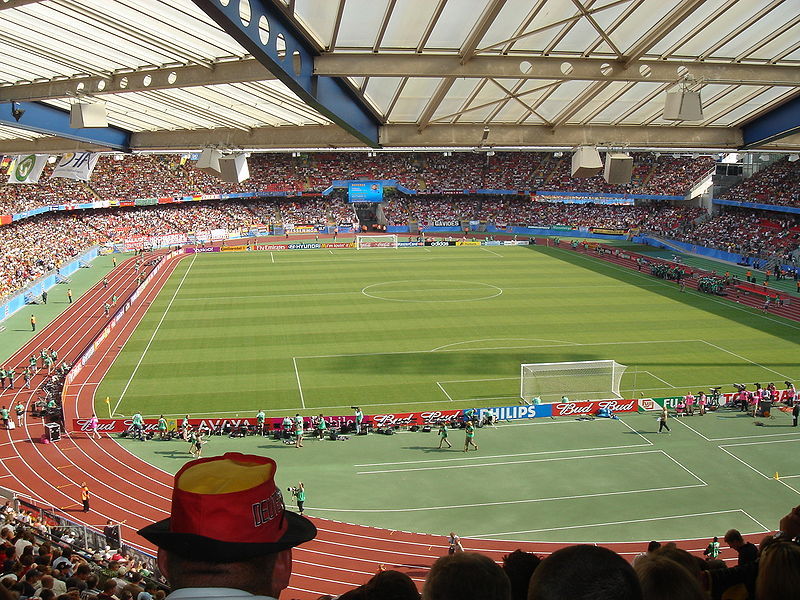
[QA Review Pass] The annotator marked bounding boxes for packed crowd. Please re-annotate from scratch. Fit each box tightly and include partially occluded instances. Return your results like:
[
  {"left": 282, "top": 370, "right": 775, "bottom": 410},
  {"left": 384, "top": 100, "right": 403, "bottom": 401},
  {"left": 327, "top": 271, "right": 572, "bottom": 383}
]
[
  {"left": 723, "top": 157, "right": 800, "bottom": 208},
  {"left": 0, "top": 152, "right": 721, "bottom": 216},
  {"left": 383, "top": 196, "right": 704, "bottom": 232},
  {"left": 9, "top": 193, "right": 800, "bottom": 301},
  {"left": 676, "top": 208, "right": 800, "bottom": 265},
  {"left": 0, "top": 502, "right": 163, "bottom": 600}
]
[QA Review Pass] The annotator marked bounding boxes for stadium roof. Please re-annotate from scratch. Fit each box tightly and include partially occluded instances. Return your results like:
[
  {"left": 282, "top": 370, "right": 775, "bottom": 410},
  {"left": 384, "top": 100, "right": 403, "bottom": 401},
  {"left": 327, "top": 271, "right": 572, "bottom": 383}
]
[{"left": 0, "top": 0, "right": 799, "bottom": 154}]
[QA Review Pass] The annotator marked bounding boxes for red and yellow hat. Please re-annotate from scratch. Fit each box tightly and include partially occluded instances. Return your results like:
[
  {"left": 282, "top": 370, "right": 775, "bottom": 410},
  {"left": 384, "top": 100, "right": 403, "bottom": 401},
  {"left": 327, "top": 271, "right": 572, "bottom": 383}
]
[{"left": 138, "top": 453, "right": 316, "bottom": 561}]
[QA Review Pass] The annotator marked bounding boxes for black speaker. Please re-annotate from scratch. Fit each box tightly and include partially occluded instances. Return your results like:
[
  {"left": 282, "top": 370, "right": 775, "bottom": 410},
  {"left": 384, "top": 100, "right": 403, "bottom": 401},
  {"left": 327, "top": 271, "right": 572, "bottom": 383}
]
[{"left": 409, "top": 425, "right": 420, "bottom": 432}]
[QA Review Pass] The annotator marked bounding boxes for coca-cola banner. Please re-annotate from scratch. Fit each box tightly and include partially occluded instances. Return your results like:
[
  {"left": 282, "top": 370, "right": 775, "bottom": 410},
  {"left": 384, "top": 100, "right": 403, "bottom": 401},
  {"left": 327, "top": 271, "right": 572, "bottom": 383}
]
[{"left": 551, "top": 399, "right": 638, "bottom": 417}]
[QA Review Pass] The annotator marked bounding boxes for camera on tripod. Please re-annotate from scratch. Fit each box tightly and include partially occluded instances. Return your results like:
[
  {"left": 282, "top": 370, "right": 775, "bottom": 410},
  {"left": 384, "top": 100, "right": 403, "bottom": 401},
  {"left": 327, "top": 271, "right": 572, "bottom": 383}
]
[
  {"left": 733, "top": 383, "right": 747, "bottom": 392},
  {"left": 287, "top": 486, "right": 299, "bottom": 496}
]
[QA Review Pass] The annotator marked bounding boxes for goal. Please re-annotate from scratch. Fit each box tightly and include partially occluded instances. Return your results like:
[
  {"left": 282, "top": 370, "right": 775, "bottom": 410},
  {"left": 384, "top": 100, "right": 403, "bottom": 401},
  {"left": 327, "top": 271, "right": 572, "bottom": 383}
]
[
  {"left": 520, "top": 360, "right": 627, "bottom": 403},
  {"left": 356, "top": 234, "right": 398, "bottom": 249}
]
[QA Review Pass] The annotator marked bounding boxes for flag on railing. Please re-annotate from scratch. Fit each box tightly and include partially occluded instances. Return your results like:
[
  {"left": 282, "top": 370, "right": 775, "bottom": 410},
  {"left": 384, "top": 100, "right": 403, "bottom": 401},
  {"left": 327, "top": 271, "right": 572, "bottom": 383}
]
[
  {"left": 50, "top": 152, "right": 99, "bottom": 181},
  {"left": 7, "top": 154, "right": 48, "bottom": 184}
]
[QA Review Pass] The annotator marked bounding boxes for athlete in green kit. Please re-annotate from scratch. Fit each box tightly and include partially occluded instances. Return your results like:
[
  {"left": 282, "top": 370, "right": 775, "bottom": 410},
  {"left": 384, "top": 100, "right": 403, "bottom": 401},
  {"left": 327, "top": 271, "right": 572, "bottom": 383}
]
[
  {"left": 437, "top": 423, "right": 452, "bottom": 449},
  {"left": 463, "top": 421, "right": 478, "bottom": 452}
]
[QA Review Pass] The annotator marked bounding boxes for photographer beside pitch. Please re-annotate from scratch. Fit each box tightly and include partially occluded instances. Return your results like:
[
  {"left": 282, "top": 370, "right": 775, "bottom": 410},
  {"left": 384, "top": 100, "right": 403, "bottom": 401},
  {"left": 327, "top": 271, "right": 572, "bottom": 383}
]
[
  {"left": 288, "top": 482, "right": 306, "bottom": 515},
  {"left": 137, "top": 452, "right": 316, "bottom": 600}
]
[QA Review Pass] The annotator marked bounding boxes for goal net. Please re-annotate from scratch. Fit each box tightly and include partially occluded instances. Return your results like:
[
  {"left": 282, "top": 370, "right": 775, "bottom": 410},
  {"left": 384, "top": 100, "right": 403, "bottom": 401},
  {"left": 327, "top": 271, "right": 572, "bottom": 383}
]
[
  {"left": 356, "top": 234, "right": 398, "bottom": 249},
  {"left": 520, "top": 360, "right": 627, "bottom": 403}
]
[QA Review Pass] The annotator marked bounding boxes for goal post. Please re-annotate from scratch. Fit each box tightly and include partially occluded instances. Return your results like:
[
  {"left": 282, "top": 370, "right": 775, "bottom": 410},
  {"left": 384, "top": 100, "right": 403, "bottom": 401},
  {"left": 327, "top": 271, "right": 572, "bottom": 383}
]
[
  {"left": 356, "top": 234, "right": 398, "bottom": 249},
  {"left": 520, "top": 360, "right": 628, "bottom": 403}
]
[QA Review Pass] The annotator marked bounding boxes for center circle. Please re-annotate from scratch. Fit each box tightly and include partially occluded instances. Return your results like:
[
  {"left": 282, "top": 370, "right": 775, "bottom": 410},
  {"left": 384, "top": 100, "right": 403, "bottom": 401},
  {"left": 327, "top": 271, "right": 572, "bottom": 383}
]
[{"left": 361, "top": 280, "right": 503, "bottom": 303}]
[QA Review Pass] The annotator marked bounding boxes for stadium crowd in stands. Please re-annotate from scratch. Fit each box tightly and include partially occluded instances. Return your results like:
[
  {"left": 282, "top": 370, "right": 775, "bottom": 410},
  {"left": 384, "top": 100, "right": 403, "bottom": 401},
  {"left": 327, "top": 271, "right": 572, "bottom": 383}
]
[
  {"left": 0, "top": 152, "right": 722, "bottom": 217},
  {"left": 1, "top": 151, "right": 798, "bottom": 301},
  {"left": 4, "top": 192, "right": 800, "bottom": 301},
  {"left": 0, "top": 501, "right": 164, "bottom": 600},
  {"left": 722, "top": 157, "right": 800, "bottom": 208},
  {"left": 676, "top": 208, "right": 800, "bottom": 266}
]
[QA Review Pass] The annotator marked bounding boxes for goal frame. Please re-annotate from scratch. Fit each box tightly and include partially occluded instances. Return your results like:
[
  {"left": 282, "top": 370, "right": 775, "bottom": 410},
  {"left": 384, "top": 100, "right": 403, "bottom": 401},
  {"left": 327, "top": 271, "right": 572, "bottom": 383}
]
[
  {"left": 520, "top": 359, "right": 627, "bottom": 403},
  {"left": 355, "top": 234, "right": 398, "bottom": 250}
]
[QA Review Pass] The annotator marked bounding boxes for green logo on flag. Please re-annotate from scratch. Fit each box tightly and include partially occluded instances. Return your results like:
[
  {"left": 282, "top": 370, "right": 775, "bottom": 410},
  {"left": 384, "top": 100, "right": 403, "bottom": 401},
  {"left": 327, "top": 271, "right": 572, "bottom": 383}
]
[{"left": 14, "top": 155, "right": 36, "bottom": 182}]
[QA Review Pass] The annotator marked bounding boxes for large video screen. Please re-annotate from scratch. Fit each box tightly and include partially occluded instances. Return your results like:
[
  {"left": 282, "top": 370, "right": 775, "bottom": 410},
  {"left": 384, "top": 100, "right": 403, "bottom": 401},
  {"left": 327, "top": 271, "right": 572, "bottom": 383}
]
[{"left": 348, "top": 181, "right": 383, "bottom": 203}]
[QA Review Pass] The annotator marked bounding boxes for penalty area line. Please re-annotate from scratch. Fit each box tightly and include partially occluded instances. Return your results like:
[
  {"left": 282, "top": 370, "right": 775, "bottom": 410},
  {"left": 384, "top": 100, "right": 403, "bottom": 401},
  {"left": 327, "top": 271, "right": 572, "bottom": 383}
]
[{"left": 113, "top": 254, "right": 196, "bottom": 416}]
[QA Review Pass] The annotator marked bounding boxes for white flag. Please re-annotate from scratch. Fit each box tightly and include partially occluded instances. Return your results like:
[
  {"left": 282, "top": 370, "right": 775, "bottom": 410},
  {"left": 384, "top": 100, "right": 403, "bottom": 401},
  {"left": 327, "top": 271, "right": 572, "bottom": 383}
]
[
  {"left": 50, "top": 152, "right": 99, "bottom": 181},
  {"left": 7, "top": 154, "right": 48, "bottom": 184}
]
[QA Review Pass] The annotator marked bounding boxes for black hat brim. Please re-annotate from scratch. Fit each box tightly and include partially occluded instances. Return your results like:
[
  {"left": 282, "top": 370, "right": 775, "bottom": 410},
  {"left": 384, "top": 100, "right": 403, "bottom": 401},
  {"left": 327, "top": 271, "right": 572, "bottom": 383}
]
[{"left": 137, "top": 511, "right": 317, "bottom": 562}]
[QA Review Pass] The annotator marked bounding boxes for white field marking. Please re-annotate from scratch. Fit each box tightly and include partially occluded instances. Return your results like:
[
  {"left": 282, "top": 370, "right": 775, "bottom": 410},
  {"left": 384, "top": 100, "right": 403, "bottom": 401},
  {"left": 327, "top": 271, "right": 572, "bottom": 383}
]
[
  {"left": 481, "top": 247, "right": 503, "bottom": 257},
  {"left": 717, "top": 445, "right": 770, "bottom": 480},
  {"left": 436, "top": 381, "right": 453, "bottom": 402},
  {"left": 641, "top": 370, "right": 676, "bottom": 388},
  {"left": 438, "top": 376, "right": 516, "bottom": 383},
  {"left": 270, "top": 252, "right": 274, "bottom": 263},
  {"left": 114, "top": 253, "right": 197, "bottom": 415},
  {"left": 719, "top": 437, "right": 800, "bottom": 449},
  {"left": 778, "top": 478, "right": 800, "bottom": 495},
  {"left": 677, "top": 415, "right": 800, "bottom": 444},
  {"left": 299, "top": 542, "right": 436, "bottom": 562},
  {"left": 431, "top": 337, "right": 577, "bottom": 352},
  {"left": 617, "top": 418, "right": 654, "bottom": 446},
  {"left": 740, "top": 509, "right": 771, "bottom": 531},
  {"left": 329, "top": 250, "right": 333, "bottom": 255},
  {"left": 469, "top": 509, "right": 755, "bottom": 538},
  {"left": 296, "top": 338, "right": 701, "bottom": 360},
  {"left": 361, "top": 280, "right": 503, "bottom": 303},
  {"left": 709, "top": 430, "right": 800, "bottom": 442},
  {"left": 355, "top": 442, "right": 653, "bottom": 468},
  {"left": 293, "top": 357, "right": 306, "bottom": 409},
  {"left": 558, "top": 244, "right": 800, "bottom": 331},
  {"left": 699, "top": 339, "right": 794, "bottom": 380},
  {"left": 673, "top": 416, "right": 712, "bottom": 441},
  {"left": 718, "top": 438, "right": 800, "bottom": 489},
  {"left": 357, "top": 449, "right": 678, "bottom": 475},
  {"left": 293, "top": 558, "right": 427, "bottom": 582},
  {"left": 312, "top": 483, "right": 705, "bottom": 513},
  {"left": 659, "top": 450, "right": 708, "bottom": 485},
  {"left": 460, "top": 395, "right": 520, "bottom": 403}
]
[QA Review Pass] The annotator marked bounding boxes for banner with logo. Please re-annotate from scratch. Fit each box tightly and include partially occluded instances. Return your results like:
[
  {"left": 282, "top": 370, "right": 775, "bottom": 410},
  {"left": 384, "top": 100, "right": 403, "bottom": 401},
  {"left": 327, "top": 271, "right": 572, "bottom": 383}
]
[
  {"left": 7, "top": 154, "right": 48, "bottom": 184},
  {"left": 72, "top": 409, "right": 465, "bottom": 434},
  {"left": 478, "top": 403, "right": 553, "bottom": 421},
  {"left": 50, "top": 152, "right": 99, "bottom": 181},
  {"left": 551, "top": 399, "right": 638, "bottom": 417}
]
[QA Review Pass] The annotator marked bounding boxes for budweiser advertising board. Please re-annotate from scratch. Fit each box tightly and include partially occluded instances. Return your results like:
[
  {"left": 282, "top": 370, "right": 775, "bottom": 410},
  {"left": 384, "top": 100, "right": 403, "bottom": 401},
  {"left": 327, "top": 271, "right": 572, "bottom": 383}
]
[
  {"left": 72, "top": 409, "right": 465, "bottom": 434},
  {"left": 551, "top": 399, "right": 638, "bottom": 417}
]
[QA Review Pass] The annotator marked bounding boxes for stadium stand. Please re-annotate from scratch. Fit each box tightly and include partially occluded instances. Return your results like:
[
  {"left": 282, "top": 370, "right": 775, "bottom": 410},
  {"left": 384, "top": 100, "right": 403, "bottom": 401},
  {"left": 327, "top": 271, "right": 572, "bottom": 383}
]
[
  {"left": 722, "top": 157, "right": 800, "bottom": 208},
  {"left": 0, "top": 153, "right": 722, "bottom": 217}
]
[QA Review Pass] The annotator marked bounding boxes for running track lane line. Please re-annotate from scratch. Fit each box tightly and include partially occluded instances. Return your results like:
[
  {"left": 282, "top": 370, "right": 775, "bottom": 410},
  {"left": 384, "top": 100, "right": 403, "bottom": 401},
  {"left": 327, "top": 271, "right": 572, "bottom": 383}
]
[{"left": 1, "top": 245, "right": 762, "bottom": 600}]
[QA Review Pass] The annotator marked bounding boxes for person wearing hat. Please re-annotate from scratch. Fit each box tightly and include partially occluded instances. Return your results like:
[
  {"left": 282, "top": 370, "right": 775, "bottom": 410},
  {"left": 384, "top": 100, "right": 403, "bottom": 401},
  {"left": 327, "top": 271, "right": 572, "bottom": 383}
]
[{"left": 138, "top": 452, "right": 316, "bottom": 600}]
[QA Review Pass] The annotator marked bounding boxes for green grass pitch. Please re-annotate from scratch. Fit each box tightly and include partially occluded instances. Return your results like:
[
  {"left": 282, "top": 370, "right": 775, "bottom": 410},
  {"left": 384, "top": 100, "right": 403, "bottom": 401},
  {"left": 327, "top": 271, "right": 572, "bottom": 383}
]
[{"left": 102, "top": 243, "right": 800, "bottom": 541}]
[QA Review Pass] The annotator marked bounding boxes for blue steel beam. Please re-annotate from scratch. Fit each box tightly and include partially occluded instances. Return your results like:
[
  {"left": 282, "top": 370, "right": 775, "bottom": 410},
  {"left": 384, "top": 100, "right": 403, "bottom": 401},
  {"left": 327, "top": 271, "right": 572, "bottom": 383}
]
[
  {"left": 741, "top": 94, "right": 800, "bottom": 149},
  {"left": 0, "top": 101, "right": 130, "bottom": 150},
  {"left": 192, "top": 0, "right": 381, "bottom": 148}
]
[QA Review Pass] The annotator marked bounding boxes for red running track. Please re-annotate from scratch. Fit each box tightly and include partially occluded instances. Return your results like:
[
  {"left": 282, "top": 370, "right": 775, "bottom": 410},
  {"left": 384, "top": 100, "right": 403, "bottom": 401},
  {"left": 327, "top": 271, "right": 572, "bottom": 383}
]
[{"left": 0, "top": 246, "right": 769, "bottom": 599}]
